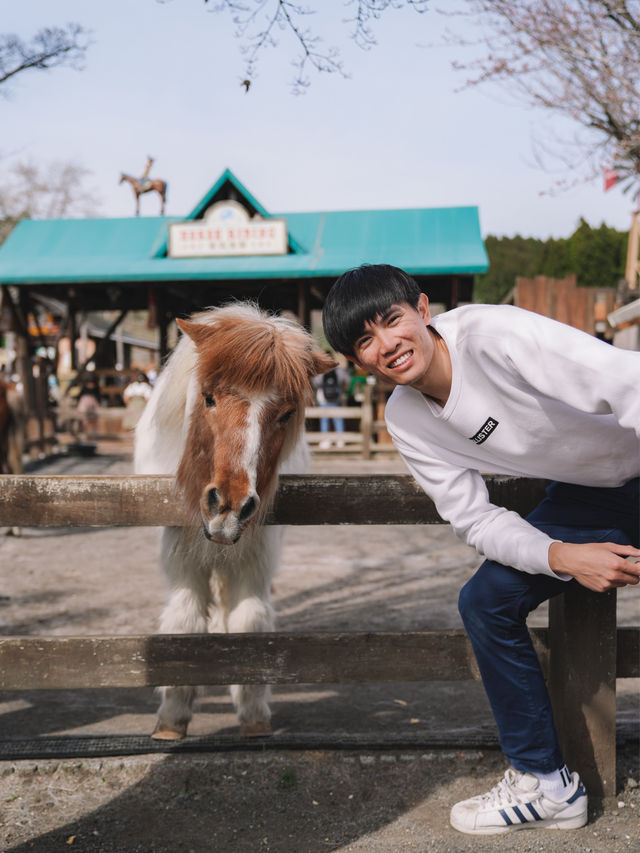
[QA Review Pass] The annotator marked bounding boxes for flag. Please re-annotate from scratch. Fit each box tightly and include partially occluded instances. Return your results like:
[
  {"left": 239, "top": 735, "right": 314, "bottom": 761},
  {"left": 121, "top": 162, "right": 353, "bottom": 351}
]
[{"left": 603, "top": 167, "right": 620, "bottom": 191}]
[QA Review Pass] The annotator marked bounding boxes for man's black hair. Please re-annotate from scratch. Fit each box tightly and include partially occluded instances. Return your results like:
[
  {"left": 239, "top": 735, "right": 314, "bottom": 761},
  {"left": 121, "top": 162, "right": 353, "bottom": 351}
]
[{"left": 322, "top": 264, "right": 422, "bottom": 357}]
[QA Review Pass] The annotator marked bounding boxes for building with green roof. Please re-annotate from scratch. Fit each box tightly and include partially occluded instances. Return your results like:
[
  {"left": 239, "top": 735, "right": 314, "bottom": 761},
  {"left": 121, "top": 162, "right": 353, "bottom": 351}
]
[{"left": 0, "top": 168, "right": 488, "bottom": 361}]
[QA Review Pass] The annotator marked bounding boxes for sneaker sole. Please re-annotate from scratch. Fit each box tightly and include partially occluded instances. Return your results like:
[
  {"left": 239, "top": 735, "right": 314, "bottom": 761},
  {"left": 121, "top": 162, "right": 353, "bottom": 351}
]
[{"left": 450, "top": 813, "right": 588, "bottom": 835}]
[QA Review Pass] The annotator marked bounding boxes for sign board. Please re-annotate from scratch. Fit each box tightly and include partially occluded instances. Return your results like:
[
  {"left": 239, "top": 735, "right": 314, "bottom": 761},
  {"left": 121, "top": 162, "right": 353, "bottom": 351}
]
[{"left": 168, "top": 200, "right": 288, "bottom": 258}]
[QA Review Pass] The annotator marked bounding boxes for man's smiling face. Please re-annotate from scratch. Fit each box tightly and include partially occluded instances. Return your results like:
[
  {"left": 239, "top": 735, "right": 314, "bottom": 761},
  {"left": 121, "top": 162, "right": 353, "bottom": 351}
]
[{"left": 349, "top": 293, "right": 439, "bottom": 392}]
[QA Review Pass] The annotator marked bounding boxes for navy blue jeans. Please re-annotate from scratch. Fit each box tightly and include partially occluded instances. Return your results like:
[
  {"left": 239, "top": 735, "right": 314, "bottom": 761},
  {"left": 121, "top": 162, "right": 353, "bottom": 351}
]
[{"left": 457, "top": 478, "right": 639, "bottom": 774}]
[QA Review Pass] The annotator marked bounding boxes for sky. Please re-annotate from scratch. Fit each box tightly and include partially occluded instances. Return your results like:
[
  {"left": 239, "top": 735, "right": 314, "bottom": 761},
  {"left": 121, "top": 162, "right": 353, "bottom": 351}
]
[{"left": 1, "top": 0, "right": 636, "bottom": 239}]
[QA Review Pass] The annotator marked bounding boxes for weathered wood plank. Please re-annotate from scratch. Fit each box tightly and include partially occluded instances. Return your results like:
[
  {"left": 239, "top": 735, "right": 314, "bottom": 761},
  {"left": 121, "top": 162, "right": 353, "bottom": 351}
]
[
  {"left": 549, "top": 588, "right": 617, "bottom": 803},
  {"left": 618, "top": 627, "right": 640, "bottom": 678},
  {"left": 2, "top": 628, "right": 633, "bottom": 691},
  {"left": 0, "top": 630, "right": 549, "bottom": 690},
  {"left": 0, "top": 474, "right": 548, "bottom": 527}
]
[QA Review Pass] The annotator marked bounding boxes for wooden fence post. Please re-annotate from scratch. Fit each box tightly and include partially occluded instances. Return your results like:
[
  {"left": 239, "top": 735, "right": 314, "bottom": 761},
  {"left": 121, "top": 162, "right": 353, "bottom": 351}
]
[
  {"left": 549, "top": 587, "right": 617, "bottom": 803},
  {"left": 360, "top": 382, "right": 373, "bottom": 460}
]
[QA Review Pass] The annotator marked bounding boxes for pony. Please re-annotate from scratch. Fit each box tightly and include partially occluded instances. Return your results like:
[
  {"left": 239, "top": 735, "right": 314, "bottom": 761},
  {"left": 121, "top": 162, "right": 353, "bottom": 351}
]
[
  {"left": 119, "top": 171, "right": 167, "bottom": 215},
  {"left": 134, "top": 303, "right": 335, "bottom": 739},
  {"left": 0, "top": 378, "right": 25, "bottom": 537},
  {"left": 0, "top": 378, "right": 24, "bottom": 476}
]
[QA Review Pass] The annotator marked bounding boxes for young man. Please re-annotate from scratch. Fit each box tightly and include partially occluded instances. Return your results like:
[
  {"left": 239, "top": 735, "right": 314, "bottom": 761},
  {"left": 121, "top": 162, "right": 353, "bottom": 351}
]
[{"left": 322, "top": 263, "right": 640, "bottom": 835}]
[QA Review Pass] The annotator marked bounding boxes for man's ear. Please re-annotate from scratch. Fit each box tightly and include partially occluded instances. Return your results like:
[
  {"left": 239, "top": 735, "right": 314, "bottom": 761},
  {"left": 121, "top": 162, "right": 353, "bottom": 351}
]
[{"left": 417, "top": 292, "right": 432, "bottom": 324}]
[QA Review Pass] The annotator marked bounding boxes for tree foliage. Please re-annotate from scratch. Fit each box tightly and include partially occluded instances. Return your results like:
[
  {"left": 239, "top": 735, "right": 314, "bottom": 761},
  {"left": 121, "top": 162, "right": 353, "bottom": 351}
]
[
  {"left": 0, "top": 24, "right": 90, "bottom": 94},
  {"left": 447, "top": 1, "right": 640, "bottom": 193},
  {"left": 475, "top": 221, "right": 627, "bottom": 303},
  {"left": 206, "top": 0, "right": 428, "bottom": 92}
]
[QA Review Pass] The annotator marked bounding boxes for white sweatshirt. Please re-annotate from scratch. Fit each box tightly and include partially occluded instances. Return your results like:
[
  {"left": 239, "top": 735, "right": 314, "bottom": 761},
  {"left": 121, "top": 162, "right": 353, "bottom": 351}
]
[{"left": 384, "top": 304, "right": 640, "bottom": 578}]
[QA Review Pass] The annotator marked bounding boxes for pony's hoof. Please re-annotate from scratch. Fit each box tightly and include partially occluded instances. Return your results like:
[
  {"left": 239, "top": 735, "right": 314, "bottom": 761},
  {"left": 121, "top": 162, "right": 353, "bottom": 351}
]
[
  {"left": 151, "top": 721, "right": 188, "bottom": 741},
  {"left": 240, "top": 721, "right": 273, "bottom": 738}
]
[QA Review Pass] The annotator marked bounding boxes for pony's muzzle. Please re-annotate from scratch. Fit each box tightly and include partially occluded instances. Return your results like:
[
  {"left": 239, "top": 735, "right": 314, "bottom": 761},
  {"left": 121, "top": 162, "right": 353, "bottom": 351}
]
[
  {"left": 238, "top": 494, "right": 259, "bottom": 522},
  {"left": 201, "top": 486, "right": 260, "bottom": 545}
]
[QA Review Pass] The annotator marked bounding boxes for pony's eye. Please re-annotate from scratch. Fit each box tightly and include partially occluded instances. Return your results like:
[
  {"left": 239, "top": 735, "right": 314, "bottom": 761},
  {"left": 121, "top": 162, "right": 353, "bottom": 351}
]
[
  {"left": 278, "top": 408, "right": 295, "bottom": 424},
  {"left": 203, "top": 393, "right": 216, "bottom": 408}
]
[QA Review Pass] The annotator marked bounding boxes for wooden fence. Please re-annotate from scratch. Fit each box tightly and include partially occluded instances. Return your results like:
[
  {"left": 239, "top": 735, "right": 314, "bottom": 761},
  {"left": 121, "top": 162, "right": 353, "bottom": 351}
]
[
  {"left": 305, "top": 383, "right": 390, "bottom": 458},
  {"left": 0, "top": 473, "right": 637, "bottom": 803}
]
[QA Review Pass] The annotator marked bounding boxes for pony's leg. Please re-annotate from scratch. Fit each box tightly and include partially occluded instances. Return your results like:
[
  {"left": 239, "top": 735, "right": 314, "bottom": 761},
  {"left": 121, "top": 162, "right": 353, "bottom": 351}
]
[
  {"left": 153, "top": 528, "right": 212, "bottom": 741},
  {"left": 227, "top": 595, "right": 275, "bottom": 736},
  {"left": 226, "top": 529, "right": 281, "bottom": 736}
]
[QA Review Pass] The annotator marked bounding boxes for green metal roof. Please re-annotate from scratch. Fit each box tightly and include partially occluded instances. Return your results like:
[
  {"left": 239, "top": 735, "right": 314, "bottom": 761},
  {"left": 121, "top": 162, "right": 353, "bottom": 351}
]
[{"left": 0, "top": 169, "right": 488, "bottom": 285}]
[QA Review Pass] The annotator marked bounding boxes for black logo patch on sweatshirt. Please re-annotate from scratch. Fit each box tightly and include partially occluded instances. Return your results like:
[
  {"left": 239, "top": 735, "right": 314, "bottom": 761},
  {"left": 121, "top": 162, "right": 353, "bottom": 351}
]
[{"left": 470, "top": 417, "right": 499, "bottom": 445}]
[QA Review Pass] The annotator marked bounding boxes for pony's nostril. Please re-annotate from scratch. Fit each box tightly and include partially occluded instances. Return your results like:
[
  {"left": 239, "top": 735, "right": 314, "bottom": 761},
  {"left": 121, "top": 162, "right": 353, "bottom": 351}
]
[
  {"left": 238, "top": 494, "right": 259, "bottom": 523},
  {"left": 207, "top": 487, "right": 219, "bottom": 513}
]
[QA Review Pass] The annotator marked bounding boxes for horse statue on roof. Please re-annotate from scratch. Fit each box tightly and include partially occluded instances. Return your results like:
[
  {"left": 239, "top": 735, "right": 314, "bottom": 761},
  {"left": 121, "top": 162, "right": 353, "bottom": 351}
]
[{"left": 119, "top": 156, "right": 168, "bottom": 216}]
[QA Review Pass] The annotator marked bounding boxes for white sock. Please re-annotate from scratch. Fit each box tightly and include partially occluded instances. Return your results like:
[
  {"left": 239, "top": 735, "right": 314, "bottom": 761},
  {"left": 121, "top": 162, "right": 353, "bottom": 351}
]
[{"left": 533, "top": 764, "right": 573, "bottom": 799}]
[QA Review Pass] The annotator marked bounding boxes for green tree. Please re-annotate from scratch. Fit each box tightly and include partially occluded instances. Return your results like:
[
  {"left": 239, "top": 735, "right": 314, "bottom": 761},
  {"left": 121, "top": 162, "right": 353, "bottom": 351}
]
[
  {"left": 475, "top": 221, "right": 627, "bottom": 303},
  {"left": 566, "top": 219, "right": 626, "bottom": 289},
  {"left": 474, "top": 234, "right": 545, "bottom": 303}
]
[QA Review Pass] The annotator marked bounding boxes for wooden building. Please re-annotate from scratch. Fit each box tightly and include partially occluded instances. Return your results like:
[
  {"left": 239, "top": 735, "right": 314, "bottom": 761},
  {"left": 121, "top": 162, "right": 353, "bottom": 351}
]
[{"left": 0, "top": 168, "right": 488, "bottom": 358}]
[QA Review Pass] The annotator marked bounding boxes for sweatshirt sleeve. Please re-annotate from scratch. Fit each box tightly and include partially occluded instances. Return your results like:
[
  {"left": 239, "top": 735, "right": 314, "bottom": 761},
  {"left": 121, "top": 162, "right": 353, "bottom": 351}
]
[
  {"left": 387, "top": 419, "right": 565, "bottom": 579},
  {"left": 504, "top": 308, "right": 640, "bottom": 438}
]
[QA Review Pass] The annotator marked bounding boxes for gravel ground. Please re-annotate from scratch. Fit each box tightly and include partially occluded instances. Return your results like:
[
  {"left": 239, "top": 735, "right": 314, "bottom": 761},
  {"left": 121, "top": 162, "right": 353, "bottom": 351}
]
[{"left": 0, "top": 446, "right": 638, "bottom": 852}]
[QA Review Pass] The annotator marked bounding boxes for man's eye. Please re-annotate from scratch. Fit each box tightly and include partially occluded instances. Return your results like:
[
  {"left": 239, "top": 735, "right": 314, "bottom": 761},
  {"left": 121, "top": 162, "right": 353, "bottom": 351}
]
[{"left": 203, "top": 393, "right": 216, "bottom": 408}]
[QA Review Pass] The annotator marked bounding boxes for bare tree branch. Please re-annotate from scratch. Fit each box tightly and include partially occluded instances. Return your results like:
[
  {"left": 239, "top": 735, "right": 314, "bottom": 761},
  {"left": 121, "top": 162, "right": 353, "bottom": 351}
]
[
  {"left": 0, "top": 159, "right": 101, "bottom": 225},
  {"left": 204, "top": 0, "right": 428, "bottom": 92},
  {"left": 0, "top": 24, "right": 90, "bottom": 93},
  {"left": 443, "top": 1, "right": 640, "bottom": 193}
]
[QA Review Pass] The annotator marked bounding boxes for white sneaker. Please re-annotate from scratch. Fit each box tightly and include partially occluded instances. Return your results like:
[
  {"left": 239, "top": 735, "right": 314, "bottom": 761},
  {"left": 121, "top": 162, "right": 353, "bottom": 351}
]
[{"left": 450, "top": 768, "right": 588, "bottom": 835}]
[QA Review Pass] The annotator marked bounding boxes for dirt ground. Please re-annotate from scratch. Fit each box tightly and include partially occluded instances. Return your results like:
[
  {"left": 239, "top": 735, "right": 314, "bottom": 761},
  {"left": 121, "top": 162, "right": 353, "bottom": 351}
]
[{"left": 0, "top": 445, "right": 638, "bottom": 852}]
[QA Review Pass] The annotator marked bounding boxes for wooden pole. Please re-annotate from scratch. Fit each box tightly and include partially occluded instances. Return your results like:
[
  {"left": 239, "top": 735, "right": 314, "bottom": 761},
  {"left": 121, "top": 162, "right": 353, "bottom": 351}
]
[
  {"left": 625, "top": 210, "right": 640, "bottom": 290},
  {"left": 360, "top": 382, "right": 373, "bottom": 460},
  {"left": 549, "top": 587, "right": 617, "bottom": 804},
  {"left": 297, "top": 281, "right": 310, "bottom": 329}
]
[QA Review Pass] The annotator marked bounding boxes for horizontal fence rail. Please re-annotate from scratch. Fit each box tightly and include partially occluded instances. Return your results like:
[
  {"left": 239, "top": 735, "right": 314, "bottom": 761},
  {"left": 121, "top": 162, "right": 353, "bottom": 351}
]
[
  {"left": 1, "top": 471, "right": 637, "bottom": 802},
  {"left": 0, "top": 629, "right": 637, "bottom": 692},
  {"left": 0, "top": 474, "right": 548, "bottom": 527},
  {"left": 0, "top": 631, "right": 543, "bottom": 690}
]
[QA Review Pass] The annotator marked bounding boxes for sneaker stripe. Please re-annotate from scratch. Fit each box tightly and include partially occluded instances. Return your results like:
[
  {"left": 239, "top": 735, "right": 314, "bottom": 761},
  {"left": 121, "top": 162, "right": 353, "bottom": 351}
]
[
  {"left": 567, "top": 783, "right": 586, "bottom": 804},
  {"left": 511, "top": 805, "right": 529, "bottom": 823},
  {"left": 499, "top": 809, "right": 513, "bottom": 826},
  {"left": 525, "top": 802, "right": 542, "bottom": 821}
]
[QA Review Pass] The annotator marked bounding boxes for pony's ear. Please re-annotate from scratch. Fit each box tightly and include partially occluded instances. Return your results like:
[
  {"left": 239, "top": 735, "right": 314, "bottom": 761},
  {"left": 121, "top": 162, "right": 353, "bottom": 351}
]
[
  {"left": 309, "top": 346, "right": 338, "bottom": 378},
  {"left": 177, "top": 318, "right": 215, "bottom": 348}
]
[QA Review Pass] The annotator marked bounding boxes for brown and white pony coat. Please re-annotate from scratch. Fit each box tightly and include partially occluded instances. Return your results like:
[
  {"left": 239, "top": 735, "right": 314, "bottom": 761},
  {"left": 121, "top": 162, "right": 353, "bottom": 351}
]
[
  {"left": 0, "top": 378, "right": 24, "bottom": 476},
  {"left": 134, "top": 303, "right": 334, "bottom": 739}
]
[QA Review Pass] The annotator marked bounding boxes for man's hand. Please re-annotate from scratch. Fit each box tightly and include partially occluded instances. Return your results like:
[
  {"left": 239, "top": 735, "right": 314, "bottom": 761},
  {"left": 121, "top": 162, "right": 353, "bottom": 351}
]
[{"left": 548, "top": 541, "right": 640, "bottom": 592}]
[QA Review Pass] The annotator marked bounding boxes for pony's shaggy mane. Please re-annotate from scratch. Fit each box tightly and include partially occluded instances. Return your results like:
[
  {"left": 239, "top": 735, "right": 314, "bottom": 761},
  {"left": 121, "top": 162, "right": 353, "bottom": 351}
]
[{"left": 190, "top": 303, "right": 318, "bottom": 404}]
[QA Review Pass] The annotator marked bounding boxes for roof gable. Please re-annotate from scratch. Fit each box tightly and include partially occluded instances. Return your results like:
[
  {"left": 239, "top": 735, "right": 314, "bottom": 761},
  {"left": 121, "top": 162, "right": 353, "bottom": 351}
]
[
  {"left": 187, "top": 168, "right": 271, "bottom": 221},
  {"left": 153, "top": 168, "right": 306, "bottom": 257}
]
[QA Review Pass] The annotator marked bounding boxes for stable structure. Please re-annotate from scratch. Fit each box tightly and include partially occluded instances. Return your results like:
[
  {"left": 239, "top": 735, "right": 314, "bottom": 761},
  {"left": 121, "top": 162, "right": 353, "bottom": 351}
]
[{"left": 0, "top": 168, "right": 489, "bottom": 364}]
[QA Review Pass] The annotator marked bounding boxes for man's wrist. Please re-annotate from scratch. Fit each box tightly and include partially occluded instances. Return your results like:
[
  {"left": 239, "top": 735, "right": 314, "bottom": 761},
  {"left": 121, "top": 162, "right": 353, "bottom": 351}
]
[{"left": 548, "top": 541, "right": 573, "bottom": 579}]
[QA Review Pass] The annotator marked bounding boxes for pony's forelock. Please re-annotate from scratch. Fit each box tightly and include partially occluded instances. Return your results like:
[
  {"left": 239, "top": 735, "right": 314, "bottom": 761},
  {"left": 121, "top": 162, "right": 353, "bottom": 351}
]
[{"left": 188, "top": 303, "right": 319, "bottom": 402}]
